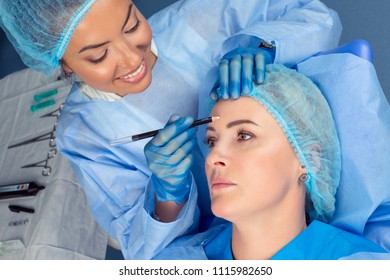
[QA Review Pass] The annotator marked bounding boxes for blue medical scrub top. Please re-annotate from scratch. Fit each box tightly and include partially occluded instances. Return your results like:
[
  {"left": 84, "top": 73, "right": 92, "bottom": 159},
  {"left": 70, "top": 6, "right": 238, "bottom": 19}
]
[{"left": 204, "top": 220, "right": 386, "bottom": 260}]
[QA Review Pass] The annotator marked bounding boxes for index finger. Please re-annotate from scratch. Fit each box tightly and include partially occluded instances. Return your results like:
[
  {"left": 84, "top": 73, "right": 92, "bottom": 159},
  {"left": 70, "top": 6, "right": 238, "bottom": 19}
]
[{"left": 254, "top": 53, "right": 266, "bottom": 84}]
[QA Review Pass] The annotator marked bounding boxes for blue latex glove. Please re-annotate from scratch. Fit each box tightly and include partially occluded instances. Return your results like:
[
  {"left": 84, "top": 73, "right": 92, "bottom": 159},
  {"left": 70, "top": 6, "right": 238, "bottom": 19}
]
[
  {"left": 144, "top": 115, "right": 196, "bottom": 204},
  {"left": 210, "top": 47, "right": 275, "bottom": 100}
]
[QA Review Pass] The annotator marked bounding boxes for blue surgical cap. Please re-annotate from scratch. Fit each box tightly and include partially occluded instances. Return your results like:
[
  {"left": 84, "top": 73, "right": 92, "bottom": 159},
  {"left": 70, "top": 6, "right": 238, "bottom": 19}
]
[
  {"left": 0, "top": 0, "right": 96, "bottom": 75},
  {"left": 217, "top": 64, "right": 341, "bottom": 223}
]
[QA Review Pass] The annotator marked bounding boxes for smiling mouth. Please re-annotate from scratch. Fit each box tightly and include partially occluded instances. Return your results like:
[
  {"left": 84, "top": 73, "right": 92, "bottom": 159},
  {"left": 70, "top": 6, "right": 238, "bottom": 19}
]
[{"left": 119, "top": 60, "right": 145, "bottom": 81}]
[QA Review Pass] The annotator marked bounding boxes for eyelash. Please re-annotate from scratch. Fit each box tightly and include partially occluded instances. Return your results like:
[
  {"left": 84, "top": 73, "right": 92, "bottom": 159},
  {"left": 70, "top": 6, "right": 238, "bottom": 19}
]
[
  {"left": 237, "top": 129, "right": 254, "bottom": 141},
  {"left": 205, "top": 136, "right": 216, "bottom": 148},
  {"left": 90, "top": 50, "right": 108, "bottom": 64},
  {"left": 125, "top": 19, "right": 141, "bottom": 34},
  {"left": 205, "top": 130, "right": 255, "bottom": 148},
  {"left": 89, "top": 19, "right": 141, "bottom": 64}
]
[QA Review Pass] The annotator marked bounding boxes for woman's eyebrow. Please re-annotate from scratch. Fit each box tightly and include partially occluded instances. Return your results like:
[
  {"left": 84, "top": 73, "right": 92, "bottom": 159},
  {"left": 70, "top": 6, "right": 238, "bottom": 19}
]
[
  {"left": 226, "top": 119, "right": 259, "bottom": 128},
  {"left": 121, "top": 3, "right": 134, "bottom": 31},
  {"left": 206, "top": 119, "right": 259, "bottom": 132},
  {"left": 79, "top": 41, "right": 109, "bottom": 54},
  {"left": 78, "top": 4, "right": 133, "bottom": 54}
]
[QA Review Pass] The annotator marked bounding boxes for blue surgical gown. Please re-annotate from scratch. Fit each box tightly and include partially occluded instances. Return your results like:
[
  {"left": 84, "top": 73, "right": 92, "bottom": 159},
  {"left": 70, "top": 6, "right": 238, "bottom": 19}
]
[
  {"left": 154, "top": 220, "right": 386, "bottom": 260},
  {"left": 56, "top": 0, "right": 342, "bottom": 259}
]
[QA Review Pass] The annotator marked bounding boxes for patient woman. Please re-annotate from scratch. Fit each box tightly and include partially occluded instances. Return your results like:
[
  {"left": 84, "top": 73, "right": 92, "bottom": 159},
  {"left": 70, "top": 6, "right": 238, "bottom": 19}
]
[{"left": 153, "top": 64, "right": 387, "bottom": 260}]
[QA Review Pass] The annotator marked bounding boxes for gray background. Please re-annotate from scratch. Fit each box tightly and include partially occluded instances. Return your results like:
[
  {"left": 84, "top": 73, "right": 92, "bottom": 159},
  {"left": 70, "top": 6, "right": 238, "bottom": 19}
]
[{"left": 0, "top": 0, "right": 389, "bottom": 99}]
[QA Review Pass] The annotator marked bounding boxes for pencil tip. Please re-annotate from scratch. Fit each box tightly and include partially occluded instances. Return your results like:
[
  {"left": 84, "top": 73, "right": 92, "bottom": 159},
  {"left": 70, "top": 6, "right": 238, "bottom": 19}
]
[{"left": 212, "top": 116, "right": 220, "bottom": 121}]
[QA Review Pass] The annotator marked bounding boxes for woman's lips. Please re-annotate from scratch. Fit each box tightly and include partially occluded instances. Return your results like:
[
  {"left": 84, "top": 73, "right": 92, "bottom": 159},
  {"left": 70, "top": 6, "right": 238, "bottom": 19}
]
[
  {"left": 211, "top": 178, "right": 236, "bottom": 190},
  {"left": 118, "top": 60, "right": 146, "bottom": 83}
]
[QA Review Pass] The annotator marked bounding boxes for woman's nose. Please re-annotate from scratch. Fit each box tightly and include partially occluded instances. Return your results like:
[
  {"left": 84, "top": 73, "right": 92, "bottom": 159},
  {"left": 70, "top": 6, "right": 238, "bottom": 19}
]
[
  {"left": 116, "top": 40, "right": 142, "bottom": 69},
  {"left": 206, "top": 146, "right": 228, "bottom": 168}
]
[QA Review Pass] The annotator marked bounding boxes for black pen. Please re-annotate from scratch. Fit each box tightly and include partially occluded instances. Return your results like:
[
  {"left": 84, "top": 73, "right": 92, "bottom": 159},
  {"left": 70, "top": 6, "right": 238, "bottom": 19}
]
[
  {"left": 110, "top": 116, "right": 219, "bottom": 146},
  {"left": 9, "top": 205, "right": 35, "bottom": 214}
]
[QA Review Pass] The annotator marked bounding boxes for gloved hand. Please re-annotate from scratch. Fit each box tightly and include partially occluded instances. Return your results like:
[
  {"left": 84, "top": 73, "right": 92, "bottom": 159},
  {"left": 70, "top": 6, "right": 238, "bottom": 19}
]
[
  {"left": 210, "top": 47, "right": 275, "bottom": 100},
  {"left": 144, "top": 115, "right": 196, "bottom": 205}
]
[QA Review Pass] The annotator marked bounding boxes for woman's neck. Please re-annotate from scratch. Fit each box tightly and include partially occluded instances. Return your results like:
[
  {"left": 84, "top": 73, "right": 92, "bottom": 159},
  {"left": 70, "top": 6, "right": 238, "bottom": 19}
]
[{"left": 231, "top": 211, "right": 307, "bottom": 260}]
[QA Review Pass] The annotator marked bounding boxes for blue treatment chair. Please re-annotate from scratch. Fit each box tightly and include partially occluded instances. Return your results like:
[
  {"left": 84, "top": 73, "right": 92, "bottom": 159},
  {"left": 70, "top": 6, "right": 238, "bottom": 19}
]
[{"left": 315, "top": 39, "right": 373, "bottom": 62}]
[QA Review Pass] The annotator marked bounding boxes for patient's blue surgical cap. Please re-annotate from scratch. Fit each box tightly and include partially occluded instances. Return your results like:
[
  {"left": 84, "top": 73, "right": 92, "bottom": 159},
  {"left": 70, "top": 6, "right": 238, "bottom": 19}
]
[
  {"left": 0, "top": 0, "right": 96, "bottom": 75},
  {"left": 246, "top": 64, "right": 341, "bottom": 223}
]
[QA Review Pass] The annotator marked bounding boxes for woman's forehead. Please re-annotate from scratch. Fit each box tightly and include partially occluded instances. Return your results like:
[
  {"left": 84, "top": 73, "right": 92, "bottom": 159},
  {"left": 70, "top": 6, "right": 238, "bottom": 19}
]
[{"left": 212, "top": 97, "right": 266, "bottom": 118}]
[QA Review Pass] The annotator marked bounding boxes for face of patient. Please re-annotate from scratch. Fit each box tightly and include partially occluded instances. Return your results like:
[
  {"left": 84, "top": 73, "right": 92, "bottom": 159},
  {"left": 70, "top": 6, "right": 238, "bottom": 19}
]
[
  {"left": 205, "top": 97, "right": 305, "bottom": 223},
  {"left": 62, "top": 0, "right": 156, "bottom": 96}
]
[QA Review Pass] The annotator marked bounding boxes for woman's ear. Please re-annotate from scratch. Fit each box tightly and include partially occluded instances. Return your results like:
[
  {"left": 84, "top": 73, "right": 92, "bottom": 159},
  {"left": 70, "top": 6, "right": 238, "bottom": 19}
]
[{"left": 60, "top": 59, "right": 73, "bottom": 74}]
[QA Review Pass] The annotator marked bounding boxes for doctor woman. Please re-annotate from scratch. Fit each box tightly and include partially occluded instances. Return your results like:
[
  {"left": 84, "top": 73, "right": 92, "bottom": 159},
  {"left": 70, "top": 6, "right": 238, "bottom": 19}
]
[
  {"left": 0, "top": 0, "right": 341, "bottom": 259},
  {"left": 154, "top": 64, "right": 388, "bottom": 259}
]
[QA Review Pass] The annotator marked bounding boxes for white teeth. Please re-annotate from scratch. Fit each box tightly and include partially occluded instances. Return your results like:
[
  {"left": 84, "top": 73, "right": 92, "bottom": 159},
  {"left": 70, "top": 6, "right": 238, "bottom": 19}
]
[{"left": 120, "top": 61, "right": 144, "bottom": 79}]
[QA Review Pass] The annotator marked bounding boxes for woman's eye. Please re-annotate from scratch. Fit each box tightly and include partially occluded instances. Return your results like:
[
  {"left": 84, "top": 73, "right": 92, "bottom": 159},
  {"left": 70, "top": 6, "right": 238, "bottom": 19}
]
[
  {"left": 125, "top": 20, "right": 141, "bottom": 33},
  {"left": 206, "top": 137, "right": 217, "bottom": 148},
  {"left": 237, "top": 131, "right": 253, "bottom": 141},
  {"left": 90, "top": 50, "right": 108, "bottom": 64}
]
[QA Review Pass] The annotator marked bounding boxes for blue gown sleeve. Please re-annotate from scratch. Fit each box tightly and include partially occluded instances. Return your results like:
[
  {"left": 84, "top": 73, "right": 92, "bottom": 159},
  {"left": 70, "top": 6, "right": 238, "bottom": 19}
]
[
  {"left": 124, "top": 174, "right": 199, "bottom": 259},
  {"left": 56, "top": 88, "right": 200, "bottom": 260},
  {"left": 64, "top": 152, "right": 199, "bottom": 260},
  {"left": 149, "top": 0, "right": 342, "bottom": 76},
  {"left": 219, "top": 0, "right": 343, "bottom": 67}
]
